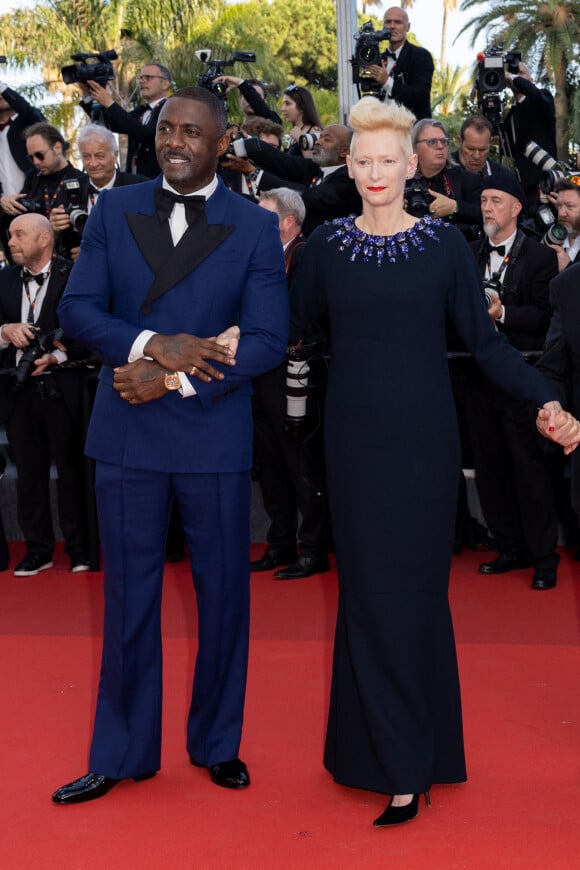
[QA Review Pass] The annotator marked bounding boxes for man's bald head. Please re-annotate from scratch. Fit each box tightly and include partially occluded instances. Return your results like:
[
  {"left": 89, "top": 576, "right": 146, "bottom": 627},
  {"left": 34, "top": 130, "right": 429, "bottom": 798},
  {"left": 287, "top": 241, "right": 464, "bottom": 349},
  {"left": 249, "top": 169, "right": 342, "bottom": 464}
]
[{"left": 8, "top": 213, "right": 54, "bottom": 269}]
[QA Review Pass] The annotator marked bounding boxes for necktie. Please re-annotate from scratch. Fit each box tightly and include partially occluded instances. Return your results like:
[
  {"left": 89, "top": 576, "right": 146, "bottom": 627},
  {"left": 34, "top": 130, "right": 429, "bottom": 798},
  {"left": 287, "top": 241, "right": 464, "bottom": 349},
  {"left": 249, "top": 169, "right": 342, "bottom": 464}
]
[
  {"left": 22, "top": 269, "right": 46, "bottom": 323},
  {"left": 154, "top": 187, "right": 206, "bottom": 226}
]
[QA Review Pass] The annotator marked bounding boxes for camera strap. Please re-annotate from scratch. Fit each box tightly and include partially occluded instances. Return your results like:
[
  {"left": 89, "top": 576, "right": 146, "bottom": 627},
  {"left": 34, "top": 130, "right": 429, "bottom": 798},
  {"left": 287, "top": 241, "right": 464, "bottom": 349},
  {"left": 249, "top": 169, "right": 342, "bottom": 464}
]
[{"left": 486, "top": 230, "right": 526, "bottom": 290}]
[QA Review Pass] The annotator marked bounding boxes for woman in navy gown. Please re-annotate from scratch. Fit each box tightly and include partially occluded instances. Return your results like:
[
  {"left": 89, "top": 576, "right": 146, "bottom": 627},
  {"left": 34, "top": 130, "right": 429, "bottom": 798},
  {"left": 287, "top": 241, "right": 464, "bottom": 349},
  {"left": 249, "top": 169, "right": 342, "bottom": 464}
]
[{"left": 290, "top": 98, "right": 561, "bottom": 826}]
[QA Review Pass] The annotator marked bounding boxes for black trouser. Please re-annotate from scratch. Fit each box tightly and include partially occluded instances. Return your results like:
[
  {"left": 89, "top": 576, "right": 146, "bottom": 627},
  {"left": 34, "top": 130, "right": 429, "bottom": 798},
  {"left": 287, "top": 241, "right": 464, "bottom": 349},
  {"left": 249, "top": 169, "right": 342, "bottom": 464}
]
[
  {"left": 5, "top": 377, "right": 87, "bottom": 558},
  {"left": 252, "top": 366, "right": 329, "bottom": 556}
]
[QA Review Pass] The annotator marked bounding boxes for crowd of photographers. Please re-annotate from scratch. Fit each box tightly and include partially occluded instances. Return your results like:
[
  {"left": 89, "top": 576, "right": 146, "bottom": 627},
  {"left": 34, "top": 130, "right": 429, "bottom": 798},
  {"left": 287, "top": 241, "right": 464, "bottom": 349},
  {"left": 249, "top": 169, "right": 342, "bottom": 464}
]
[{"left": 0, "top": 3, "right": 579, "bottom": 587}]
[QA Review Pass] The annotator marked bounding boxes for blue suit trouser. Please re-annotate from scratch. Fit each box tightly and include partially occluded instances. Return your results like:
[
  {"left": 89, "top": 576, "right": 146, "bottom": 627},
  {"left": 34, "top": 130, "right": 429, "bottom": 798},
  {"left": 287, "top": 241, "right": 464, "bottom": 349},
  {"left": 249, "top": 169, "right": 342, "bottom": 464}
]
[{"left": 89, "top": 461, "right": 251, "bottom": 778}]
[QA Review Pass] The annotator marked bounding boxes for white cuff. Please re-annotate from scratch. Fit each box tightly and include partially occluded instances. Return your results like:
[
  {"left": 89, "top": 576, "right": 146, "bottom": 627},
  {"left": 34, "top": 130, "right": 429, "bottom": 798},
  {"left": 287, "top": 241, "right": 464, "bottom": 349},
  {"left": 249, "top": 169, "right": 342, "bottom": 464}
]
[
  {"left": 52, "top": 349, "right": 67, "bottom": 365},
  {"left": 178, "top": 372, "right": 197, "bottom": 397},
  {"left": 128, "top": 330, "right": 156, "bottom": 362}
]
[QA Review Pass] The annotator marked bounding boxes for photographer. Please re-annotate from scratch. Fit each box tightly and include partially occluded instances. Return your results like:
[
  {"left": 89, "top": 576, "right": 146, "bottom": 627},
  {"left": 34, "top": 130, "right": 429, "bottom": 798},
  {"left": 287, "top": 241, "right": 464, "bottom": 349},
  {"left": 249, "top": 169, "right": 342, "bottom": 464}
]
[
  {"left": 79, "top": 63, "right": 172, "bottom": 178},
  {"left": 0, "top": 214, "right": 90, "bottom": 576},
  {"left": 211, "top": 76, "right": 282, "bottom": 124},
  {"left": 546, "top": 178, "right": 580, "bottom": 272},
  {"left": 452, "top": 115, "right": 515, "bottom": 179},
  {"left": 231, "top": 125, "right": 361, "bottom": 234},
  {"left": 49, "top": 124, "right": 148, "bottom": 260},
  {"left": 1, "top": 123, "right": 87, "bottom": 260},
  {"left": 504, "top": 63, "right": 557, "bottom": 211},
  {"left": 466, "top": 175, "right": 559, "bottom": 589},
  {"left": 410, "top": 118, "right": 483, "bottom": 240},
  {"left": 251, "top": 187, "right": 329, "bottom": 579},
  {"left": 0, "top": 81, "right": 45, "bottom": 205},
  {"left": 365, "top": 6, "right": 433, "bottom": 120}
]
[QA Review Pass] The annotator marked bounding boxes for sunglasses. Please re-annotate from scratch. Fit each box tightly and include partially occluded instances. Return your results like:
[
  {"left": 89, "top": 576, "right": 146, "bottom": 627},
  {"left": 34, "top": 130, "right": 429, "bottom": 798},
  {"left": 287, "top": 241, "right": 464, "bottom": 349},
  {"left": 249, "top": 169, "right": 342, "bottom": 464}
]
[
  {"left": 27, "top": 148, "right": 52, "bottom": 162},
  {"left": 284, "top": 84, "right": 298, "bottom": 94}
]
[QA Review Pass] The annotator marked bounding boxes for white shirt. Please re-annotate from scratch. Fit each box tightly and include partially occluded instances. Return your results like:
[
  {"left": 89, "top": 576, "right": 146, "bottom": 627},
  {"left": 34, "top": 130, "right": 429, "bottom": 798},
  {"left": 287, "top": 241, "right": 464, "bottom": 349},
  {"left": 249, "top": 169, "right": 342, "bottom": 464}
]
[
  {"left": 383, "top": 44, "right": 403, "bottom": 99},
  {"left": 486, "top": 228, "right": 518, "bottom": 325},
  {"left": 128, "top": 175, "right": 219, "bottom": 397}
]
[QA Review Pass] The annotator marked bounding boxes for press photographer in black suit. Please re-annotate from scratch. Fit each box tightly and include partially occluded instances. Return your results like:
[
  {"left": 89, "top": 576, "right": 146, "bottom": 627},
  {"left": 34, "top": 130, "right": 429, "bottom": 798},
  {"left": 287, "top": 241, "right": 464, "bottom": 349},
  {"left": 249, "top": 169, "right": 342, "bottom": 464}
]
[
  {"left": 0, "top": 214, "right": 91, "bottom": 576},
  {"left": 452, "top": 115, "right": 515, "bottom": 180},
  {"left": 411, "top": 118, "right": 482, "bottom": 240},
  {"left": 251, "top": 187, "right": 330, "bottom": 579},
  {"left": 365, "top": 6, "right": 434, "bottom": 121},
  {"left": 79, "top": 62, "right": 172, "bottom": 178},
  {"left": 49, "top": 124, "right": 147, "bottom": 260},
  {"left": 503, "top": 62, "right": 557, "bottom": 212},
  {"left": 230, "top": 124, "right": 361, "bottom": 235},
  {"left": 465, "top": 175, "right": 560, "bottom": 589}
]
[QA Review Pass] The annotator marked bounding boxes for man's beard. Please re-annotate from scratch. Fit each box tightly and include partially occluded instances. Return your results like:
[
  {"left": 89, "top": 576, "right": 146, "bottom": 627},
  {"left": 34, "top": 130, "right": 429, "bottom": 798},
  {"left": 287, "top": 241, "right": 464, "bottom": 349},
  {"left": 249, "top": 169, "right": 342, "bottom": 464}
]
[
  {"left": 483, "top": 220, "right": 501, "bottom": 240},
  {"left": 560, "top": 219, "right": 580, "bottom": 240}
]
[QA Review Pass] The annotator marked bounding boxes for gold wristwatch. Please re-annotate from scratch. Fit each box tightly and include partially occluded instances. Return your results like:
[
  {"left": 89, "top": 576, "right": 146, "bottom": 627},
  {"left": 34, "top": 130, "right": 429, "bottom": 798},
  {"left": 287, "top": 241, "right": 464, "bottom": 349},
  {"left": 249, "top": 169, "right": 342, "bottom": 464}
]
[{"left": 164, "top": 370, "right": 180, "bottom": 391}]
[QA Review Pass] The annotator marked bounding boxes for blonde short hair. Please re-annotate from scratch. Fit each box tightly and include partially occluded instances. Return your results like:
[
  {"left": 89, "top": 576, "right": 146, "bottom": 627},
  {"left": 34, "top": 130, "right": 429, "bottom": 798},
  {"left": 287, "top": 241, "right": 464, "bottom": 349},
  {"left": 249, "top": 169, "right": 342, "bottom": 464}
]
[{"left": 349, "top": 97, "right": 416, "bottom": 159}]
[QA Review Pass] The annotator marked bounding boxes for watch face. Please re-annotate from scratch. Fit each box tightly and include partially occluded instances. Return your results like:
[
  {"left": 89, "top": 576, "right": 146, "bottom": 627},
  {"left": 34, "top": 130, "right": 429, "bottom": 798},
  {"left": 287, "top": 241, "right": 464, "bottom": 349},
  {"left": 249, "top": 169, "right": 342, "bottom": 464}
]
[{"left": 164, "top": 371, "right": 180, "bottom": 390}]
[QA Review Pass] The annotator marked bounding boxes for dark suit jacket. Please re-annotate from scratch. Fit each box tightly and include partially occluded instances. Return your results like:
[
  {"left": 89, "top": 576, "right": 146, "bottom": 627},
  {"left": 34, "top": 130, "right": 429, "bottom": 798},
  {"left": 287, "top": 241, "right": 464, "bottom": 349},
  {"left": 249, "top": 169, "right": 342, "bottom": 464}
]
[
  {"left": 504, "top": 78, "right": 557, "bottom": 206},
  {"left": 82, "top": 99, "right": 166, "bottom": 178},
  {"left": 0, "top": 87, "right": 45, "bottom": 186},
  {"left": 0, "top": 257, "right": 91, "bottom": 423},
  {"left": 421, "top": 165, "right": 483, "bottom": 240},
  {"left": 389, "top": 40, "right": 434, "bottom": 121},
  {"left": 471, "top": 231, "right": 558, "bottom": 351},
  {"left": 238, "top": 81, "right": 282, "bottom": 124},
  {"left": 536, "top": 262, "right": 580, "bottom": 511},
  {"left": 79, "top": 168, "right": 149, "bottom": 205},
  {"left": 450, "top": 151, "right": 514, "bottom": 180},
  {"left": 244, "top": 139, "right": 362, "bottom": 235},
  {"left": 57, "top": 176, "right": 289, "bottom": 473}
]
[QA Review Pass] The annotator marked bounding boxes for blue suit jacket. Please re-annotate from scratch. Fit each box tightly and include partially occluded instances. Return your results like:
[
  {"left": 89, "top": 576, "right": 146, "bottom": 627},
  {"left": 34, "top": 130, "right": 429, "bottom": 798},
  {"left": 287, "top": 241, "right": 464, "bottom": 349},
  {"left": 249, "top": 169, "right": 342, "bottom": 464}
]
[{"left": 58, "top": 176, "right": 289, "bottom": 473}]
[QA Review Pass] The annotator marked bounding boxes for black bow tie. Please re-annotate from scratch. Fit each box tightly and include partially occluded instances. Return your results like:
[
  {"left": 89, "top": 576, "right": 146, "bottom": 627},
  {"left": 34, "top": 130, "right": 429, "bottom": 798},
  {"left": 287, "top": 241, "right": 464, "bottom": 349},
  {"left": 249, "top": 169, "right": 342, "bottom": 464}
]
[
  {"left": 385, "top": 49, "right": 397, "bottom": 60},
  {"left": 485, "top": 241, "right": 506, "bottom": 257},
  {"left": 154, "top": 187, "right": 206, "bottom": 225},
  {"left": 21, "top": 268, "right": 46, "bottom": 286}
]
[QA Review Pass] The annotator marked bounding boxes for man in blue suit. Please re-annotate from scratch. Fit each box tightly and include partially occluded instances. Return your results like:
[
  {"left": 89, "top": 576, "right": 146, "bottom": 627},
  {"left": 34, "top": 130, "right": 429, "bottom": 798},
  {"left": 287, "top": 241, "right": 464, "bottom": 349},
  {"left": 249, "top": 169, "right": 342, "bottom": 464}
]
[{"left": 52, "top": 87, "right": 289, "bottom": 804}]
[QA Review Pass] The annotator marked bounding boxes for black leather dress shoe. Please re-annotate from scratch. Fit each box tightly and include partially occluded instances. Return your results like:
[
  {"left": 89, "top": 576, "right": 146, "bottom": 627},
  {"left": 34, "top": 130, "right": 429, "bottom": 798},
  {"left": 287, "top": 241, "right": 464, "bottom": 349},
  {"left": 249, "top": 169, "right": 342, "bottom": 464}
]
[
  {"left": 531, "top": 570, "right": 557, "bottom": 590},
  {"left": 52, "top": 771, "right": 156, "bottom": 804},
  {"left": 250, "top": 546, "right": 297, "bottom": 572},
  {"left": 478, "top": 553, "right": 532, "bottom": 575},
  {"left": 190, "top": 757, "right": 250, "bottom": 789},
  {"left": 274, "top": 553, "right": 330, "bottom": 580}
]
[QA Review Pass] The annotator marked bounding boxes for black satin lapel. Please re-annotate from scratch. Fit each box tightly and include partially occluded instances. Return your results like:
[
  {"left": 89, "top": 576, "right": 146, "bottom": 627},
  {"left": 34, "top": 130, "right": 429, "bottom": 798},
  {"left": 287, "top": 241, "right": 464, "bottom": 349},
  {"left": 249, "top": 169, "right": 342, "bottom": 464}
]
[
  {"left": 140, "top": 218, "right": 235, "bottom": 314},
  {"left": 126, "top": 211, "right": 173, "bottom": 276}
]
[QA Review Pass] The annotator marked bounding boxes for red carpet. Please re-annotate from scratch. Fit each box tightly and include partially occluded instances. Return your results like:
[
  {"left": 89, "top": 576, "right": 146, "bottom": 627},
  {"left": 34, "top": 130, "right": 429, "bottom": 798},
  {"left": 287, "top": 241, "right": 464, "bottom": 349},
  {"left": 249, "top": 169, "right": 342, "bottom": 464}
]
[{"left": 1, "top": 542, "right": 579, "bottom": 869}]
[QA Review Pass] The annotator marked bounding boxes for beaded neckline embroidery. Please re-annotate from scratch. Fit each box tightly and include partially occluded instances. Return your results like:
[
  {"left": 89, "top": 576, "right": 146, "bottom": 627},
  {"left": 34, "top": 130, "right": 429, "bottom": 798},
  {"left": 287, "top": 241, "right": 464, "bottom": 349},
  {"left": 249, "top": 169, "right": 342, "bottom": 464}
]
[{"left": 326, "top": 213, "right": 444, "bottom": 266}]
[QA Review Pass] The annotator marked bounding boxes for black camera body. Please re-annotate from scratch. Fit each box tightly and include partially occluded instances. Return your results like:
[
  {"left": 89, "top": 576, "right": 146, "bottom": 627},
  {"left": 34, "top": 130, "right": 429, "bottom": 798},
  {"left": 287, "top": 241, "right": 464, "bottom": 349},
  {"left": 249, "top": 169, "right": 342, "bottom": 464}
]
[
  {"left": 475, "top": 45, "right": 521, "bottom": 129},
  {"left": 197, "top": 50, "right": 256, "bottom": 99},
  {"left": 18, "top": 196, "right": 45, "bottom": 214},
  {"left": 483, "top": 276, "right": 502, "bottom": 308},
  {"left": 62, "top": 50, "right": 118, "bottom": 86},
  {"left": 404, "top": 180, "right": 431, "bottom": 218},
  {"left": 351, "top": 22, "right": 392, "bottom": 100},
  {"left": 12, "top": 327, "right": 63, "bottom": 390}
]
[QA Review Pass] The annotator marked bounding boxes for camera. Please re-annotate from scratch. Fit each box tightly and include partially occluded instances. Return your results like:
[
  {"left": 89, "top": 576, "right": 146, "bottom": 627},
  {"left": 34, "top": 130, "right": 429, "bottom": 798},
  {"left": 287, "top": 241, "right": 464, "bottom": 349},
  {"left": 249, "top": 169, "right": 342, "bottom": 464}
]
[
  {"left": 524, "top": 140, "right": 580, "bottom": 194},
  {"left": 196, "top": 50, "right": 256, "bottom": 100},
  {"left": 351, "top": 22, "right": 392, "bottom": 100},
  {"left": 19, "top": 197, "right": 45, "bottom": 214},
  {"left": 542, "top": 223, "right": 568, "bottom": 247},
  {"left": 298, "top": 133, "right": 319, "bottom": 151},
  {"left": 404, "top": 180, "right": 431, "bottom": 218},
  {"left": 12, "top": 327, "right": 63, "bottom": 390},
  {"left": 475, "top": 45, "right": 521, "bottom": 129},
  {"left": 483, "top": 276, "right": 502, "bottom": 308},
  {"left": 61, "top": 50, "right": 118, "bottom": 87}
]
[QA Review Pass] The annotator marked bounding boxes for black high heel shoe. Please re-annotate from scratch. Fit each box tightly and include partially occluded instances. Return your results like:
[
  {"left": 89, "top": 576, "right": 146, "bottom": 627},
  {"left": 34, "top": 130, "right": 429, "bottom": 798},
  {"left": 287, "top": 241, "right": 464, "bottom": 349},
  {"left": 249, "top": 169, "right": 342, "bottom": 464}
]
[{"left": 373, "top": 791, "right": 431, "bottom": 827}]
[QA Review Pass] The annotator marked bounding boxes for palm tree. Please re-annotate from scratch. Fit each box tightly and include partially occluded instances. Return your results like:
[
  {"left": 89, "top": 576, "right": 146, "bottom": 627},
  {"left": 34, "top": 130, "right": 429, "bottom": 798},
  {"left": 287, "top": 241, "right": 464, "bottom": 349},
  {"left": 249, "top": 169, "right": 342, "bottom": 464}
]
[{"left": 459, "top": 0, "right": 580, "bottom": 158}]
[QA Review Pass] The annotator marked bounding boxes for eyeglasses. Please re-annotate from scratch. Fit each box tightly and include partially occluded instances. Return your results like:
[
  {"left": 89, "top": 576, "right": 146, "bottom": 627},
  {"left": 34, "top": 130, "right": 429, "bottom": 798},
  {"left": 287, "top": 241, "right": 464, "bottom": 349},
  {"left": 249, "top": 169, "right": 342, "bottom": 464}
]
[
  {"left": 27, "top": 148, "right": 52, "bottom": 162},
  {"left": 416, "top": 137, "right": 450, "bottom": 149},
  {"left": 138, "top": 75, "right": 166, "bottom": 82}
]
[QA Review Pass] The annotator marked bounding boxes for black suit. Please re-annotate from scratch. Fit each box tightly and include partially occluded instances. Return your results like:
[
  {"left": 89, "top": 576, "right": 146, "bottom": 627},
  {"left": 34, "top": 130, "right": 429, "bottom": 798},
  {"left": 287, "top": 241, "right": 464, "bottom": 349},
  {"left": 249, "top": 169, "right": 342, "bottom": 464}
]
[
  {"left": 419, "top": 165, "right": 483, "bottom": 241},
  {"left": 244, "top": 139, "right": 362, "bottom": 235},
  {"left": 450, "top": 151, "right": 515, "bottom": 180},
  {"left": 0, "top": 87, "right": 45, "bottom": 185},
  {"left": 461, "top": 232, "right": 559, "bottom": 565},
  {"left": 79, "top": 168, "right": 149, "bottom": 206},
  {"left": 504, "top": 78, "right": 557, "bottom": 210},
  {"left": 252, "top": 234, "right": 329, "bottom": 557},
  {"left": 388, "top": 41, "right": 434, "bottom": 121},
  {"left": 0, "top": 258, "right": 91, "bottom": 560},
  {"left": 537, "top": 263, "right": 580, "bottom": 514},
  {"left": 82, "top": 99, "right": 166, "bottom": 178}
]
